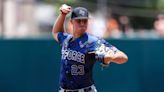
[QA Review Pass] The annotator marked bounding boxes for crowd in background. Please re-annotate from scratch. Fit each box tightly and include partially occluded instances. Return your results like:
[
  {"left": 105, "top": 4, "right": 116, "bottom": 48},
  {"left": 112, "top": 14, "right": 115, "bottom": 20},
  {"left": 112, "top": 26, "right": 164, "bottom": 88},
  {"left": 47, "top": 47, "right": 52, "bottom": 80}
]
[
  {"left": 62, "top": 12, "right": 164, "bottom": 39},
  {"left": 0, "top": 0, "right": 164, "bottom": 39}
]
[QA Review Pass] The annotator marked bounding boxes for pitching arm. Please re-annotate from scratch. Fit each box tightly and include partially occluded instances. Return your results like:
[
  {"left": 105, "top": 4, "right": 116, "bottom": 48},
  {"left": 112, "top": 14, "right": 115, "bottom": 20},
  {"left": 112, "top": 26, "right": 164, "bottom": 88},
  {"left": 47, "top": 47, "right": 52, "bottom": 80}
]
[
  {"left": 52, "top": 4, "right": 71, "bottom": 42},
  {"left": 104, "top": 50, "right": 128, "bottom": 64},
  {"left": 95, "top": 40, "right": 128, "bottom": 65}
]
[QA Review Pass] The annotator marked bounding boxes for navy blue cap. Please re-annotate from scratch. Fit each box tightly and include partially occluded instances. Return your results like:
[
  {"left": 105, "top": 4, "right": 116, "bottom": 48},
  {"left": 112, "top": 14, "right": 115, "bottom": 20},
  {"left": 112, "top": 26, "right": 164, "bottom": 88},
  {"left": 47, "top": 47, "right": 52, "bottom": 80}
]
[{"left": 71, "top": 7, "right": 89, "bottom": 19}]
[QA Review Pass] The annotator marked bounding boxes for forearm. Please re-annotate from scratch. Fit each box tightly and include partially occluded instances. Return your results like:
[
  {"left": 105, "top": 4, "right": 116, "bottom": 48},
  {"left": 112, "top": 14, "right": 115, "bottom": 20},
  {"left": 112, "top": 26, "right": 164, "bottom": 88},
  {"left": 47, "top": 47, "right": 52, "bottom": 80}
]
[
  {"left": 104, "top": 51, "right": 128, "bottom": 64},
  {"left": 52, "top": 4, "right": 71, "bottom": 41},
  {"left": 111, "top": 51, "right": 128, "bottom": 64},
  {"left": 52, "top": 14, "right": 66, "bottom": 34}
]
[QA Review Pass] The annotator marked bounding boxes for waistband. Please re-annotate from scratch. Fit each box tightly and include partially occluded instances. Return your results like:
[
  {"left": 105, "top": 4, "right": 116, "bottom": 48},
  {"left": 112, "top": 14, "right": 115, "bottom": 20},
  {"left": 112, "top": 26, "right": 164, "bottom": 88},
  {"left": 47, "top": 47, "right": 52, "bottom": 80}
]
[{"left": 59, "top": 85, "right": 96, "bottom": 92}]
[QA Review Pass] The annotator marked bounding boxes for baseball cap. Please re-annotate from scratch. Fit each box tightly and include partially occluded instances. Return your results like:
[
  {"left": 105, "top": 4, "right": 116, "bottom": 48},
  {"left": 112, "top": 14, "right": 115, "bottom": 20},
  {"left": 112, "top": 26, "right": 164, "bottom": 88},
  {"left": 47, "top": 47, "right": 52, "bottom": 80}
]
[{"left": 71, "top": 7, "right": 89, "bottom": 19}]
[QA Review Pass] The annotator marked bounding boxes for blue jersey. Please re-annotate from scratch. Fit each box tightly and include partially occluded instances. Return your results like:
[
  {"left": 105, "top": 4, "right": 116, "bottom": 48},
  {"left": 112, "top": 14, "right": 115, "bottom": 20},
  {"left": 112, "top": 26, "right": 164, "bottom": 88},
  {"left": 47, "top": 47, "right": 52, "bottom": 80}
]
[{"left": 57, "top": 32, "right": 117, "bottom": 89}]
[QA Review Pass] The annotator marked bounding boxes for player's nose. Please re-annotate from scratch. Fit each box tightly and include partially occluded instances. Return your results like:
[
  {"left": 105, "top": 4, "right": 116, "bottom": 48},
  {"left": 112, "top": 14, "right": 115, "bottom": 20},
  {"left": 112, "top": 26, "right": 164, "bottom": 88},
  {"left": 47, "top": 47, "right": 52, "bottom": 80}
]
[
  {"left": 80, "top": 21, "right": 85, "bottom": 25},
  {"left": 80, "top": 20, "right": 87, "bottom": 25}
]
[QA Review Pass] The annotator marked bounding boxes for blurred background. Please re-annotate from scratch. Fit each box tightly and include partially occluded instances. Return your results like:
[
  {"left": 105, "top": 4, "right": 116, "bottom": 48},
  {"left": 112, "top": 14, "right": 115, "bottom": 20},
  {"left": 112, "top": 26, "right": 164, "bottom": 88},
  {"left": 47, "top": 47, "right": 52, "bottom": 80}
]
[
  {"left": 1, "top": 0, "right": 164, "bottom": 39},
  {"left": 0, "top": 0, "right": 164, "bottom": 92}
]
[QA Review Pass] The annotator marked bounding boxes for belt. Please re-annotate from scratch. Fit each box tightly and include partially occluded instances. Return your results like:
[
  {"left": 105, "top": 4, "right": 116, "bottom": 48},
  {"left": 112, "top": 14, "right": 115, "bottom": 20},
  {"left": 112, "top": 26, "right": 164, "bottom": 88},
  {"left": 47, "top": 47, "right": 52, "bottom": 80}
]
[
  {"left": 64, "top": 87, "right": 91, "bottom": 92},
  {"left": 60, "top": 85, "right": 94, "bottom": 92}
]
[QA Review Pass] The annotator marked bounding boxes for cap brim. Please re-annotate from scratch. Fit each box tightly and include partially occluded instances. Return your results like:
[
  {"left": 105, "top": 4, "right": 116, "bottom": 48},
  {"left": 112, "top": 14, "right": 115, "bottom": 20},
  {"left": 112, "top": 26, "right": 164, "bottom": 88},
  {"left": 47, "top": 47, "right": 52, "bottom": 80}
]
[{"left": 72, "top": 17, "right": 89, "bottom": 19}]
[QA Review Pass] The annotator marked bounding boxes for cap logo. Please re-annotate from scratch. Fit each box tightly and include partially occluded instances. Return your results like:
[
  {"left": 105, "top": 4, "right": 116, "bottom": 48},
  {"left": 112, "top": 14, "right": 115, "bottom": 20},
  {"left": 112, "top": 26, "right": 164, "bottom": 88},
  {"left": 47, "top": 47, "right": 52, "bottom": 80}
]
[{"left": 79, "top": 10, "right": 85, "bottom": 16}]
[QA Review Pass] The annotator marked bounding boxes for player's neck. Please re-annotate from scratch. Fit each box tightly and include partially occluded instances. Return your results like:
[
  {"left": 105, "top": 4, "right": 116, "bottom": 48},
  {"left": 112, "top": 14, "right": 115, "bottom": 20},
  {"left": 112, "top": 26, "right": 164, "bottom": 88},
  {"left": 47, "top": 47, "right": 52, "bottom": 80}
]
[{"left": 73, "top": 32, "right": 85, "bottom": 39}]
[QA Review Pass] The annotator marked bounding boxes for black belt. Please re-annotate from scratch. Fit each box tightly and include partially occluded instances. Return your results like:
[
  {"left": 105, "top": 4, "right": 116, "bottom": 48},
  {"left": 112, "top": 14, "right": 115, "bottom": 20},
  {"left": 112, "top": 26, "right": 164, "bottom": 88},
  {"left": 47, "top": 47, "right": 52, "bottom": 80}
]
[{"left": 62, "top": 87, "right": 92, "bottom": 92}]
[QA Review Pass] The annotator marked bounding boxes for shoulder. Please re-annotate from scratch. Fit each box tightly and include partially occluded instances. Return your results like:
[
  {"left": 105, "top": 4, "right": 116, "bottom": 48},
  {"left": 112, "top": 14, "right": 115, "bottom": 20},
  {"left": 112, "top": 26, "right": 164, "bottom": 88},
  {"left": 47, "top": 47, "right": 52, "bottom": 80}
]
[
  {"left": 57, "top": 32, "right": 72, "bottom": 44},
  {"left": 86, "top": 33, "right": 99, "bottom": 43},
  {"left": 86, "top": 33, "right": 109, "bottom": 45},
  {"left": 58, "top": 32, "right": 72, "bottom": 37},
  {"left": 85, "top": 33, "right": 100, "bottom": 50}
]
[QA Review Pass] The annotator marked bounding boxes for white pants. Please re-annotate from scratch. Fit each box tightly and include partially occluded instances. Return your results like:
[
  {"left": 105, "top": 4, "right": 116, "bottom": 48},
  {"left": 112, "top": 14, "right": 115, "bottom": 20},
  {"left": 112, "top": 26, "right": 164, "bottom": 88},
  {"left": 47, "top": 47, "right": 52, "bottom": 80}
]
[{"left": 59, "top": 85, "right": 97, "bottom": 92}]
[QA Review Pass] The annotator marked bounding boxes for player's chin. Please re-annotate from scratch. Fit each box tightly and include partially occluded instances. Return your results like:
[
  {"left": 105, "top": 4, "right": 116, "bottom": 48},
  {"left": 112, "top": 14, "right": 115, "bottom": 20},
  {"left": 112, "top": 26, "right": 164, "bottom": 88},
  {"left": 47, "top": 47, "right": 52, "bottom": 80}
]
[{"left": 80, "top": 28, "right": 87, "bottom": 32}]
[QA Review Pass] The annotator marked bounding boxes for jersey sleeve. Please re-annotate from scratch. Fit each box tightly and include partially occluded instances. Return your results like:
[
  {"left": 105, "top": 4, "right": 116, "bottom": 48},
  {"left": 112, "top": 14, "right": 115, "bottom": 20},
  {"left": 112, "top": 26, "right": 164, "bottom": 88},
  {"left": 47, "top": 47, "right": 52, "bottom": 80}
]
[
  {"left": 57, "top": 32, "right": 69, "bottom": 45},
  {"left": 98, "top": 38, "right": 119, "bottom": 53},
  {"left": 87, "top": 38, "right": 118, "bottom": 54},
  {"left": 87, "top": 38, "right": 119, "bottom": 63}
]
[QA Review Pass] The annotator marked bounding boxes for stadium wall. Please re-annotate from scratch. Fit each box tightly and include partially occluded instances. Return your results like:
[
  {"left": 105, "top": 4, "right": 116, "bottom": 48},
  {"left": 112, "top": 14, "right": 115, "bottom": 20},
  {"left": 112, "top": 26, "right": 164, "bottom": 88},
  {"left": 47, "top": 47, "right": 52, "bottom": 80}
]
[{"left": 0, "top": 39, "right": 164, "bottom": 92}]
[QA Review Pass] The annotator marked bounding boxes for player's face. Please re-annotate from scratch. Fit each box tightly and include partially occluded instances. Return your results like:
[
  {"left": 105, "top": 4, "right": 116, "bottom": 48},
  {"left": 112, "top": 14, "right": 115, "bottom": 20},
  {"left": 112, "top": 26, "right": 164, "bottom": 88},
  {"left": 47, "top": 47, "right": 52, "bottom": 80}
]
[{"left": 71, "top": 19, "right": 88, "bottom": 34}]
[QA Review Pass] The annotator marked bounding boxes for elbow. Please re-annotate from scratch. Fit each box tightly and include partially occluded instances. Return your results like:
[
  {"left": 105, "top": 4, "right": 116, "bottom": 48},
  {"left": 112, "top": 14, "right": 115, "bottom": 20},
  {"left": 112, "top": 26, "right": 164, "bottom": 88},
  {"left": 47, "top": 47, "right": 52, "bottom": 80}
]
[
  {"left": 116, "top": 55, "right": 128, "bottom": 64},
  {"left": 119, "top": 57, "right": 128, "bottom": 64},
  {"left": 52, "top": 28, "right": 57, "bottom": 34}
]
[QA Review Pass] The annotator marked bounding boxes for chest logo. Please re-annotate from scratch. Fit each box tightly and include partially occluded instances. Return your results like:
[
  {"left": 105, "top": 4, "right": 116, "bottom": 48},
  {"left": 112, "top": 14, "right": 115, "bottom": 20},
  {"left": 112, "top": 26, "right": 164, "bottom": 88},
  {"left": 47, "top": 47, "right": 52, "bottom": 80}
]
[
  {"left": 62, "top": 49, "right": 85, "bottom": 64},
  {"left": 79, "top": 41, "right": 88, "bottom": 48}
]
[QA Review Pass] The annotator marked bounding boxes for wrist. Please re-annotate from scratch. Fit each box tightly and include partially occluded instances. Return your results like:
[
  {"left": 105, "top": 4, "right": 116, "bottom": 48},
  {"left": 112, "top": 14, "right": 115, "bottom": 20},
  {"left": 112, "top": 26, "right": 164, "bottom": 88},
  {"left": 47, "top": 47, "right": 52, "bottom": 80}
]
[
  {"left": 60, "top": 11, "right": 67, "bottom": 16},
  {"left": 96, "top": 54, "right": 105, "bottom": 62},
  {"left": 59, "top": 13, "right": 67, "bottom": 18}
]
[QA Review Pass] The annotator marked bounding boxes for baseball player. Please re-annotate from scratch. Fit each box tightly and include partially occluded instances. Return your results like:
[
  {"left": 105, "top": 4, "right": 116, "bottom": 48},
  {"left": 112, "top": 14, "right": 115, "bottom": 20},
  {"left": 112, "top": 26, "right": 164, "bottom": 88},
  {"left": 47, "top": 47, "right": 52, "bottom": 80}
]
[{"left": 52, "top": 4, "right": 128, "bottom": 92}]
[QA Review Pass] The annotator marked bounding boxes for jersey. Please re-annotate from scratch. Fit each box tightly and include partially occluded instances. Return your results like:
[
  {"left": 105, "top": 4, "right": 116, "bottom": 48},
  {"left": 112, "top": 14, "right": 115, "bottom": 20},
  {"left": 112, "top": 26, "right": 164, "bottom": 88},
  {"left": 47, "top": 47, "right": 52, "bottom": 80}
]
[{"left": 57, "top": 32, "right": 118, "bottom": 89}]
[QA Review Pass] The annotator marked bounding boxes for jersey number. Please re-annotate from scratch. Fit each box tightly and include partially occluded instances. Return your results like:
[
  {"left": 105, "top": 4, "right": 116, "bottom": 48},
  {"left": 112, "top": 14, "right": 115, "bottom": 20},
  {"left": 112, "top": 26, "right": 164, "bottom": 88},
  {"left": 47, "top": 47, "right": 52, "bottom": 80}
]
[{"left": 71, "top": 65, "right": 84, "bottom": 75}]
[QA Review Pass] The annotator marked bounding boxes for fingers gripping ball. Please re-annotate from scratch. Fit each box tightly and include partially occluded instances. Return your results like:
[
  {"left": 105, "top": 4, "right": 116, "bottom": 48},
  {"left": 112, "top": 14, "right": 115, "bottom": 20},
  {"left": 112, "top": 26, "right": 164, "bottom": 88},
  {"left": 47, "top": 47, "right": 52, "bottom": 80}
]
[{"left": 60, "top": 4, "right": 72, "bottom": 15}]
